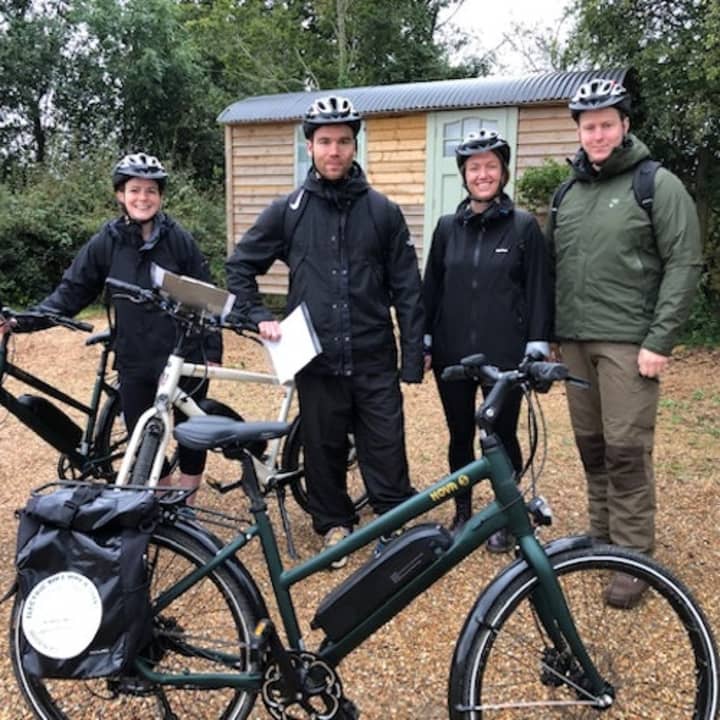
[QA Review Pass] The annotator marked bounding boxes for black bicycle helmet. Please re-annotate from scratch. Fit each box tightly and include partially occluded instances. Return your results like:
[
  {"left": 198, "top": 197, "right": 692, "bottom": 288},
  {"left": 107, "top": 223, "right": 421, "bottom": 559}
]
[
  {"left": 455, "top": 130, "right": 511, "bottom": 170},
  {"left": 568, "top": 78, "right": 631, "bottom": 121},
  {"left": 302, "top": 96, "right": 362, "bottom": 139},
  {"left": 112, "top": 153, "right": 168, "bottom": 191}
]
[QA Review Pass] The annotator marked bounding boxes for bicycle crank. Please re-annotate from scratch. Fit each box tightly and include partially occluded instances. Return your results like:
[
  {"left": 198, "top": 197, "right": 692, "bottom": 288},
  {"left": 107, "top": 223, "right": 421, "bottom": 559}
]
[{"left": 261, "top": 650, "right": 359, "bottom": 719}]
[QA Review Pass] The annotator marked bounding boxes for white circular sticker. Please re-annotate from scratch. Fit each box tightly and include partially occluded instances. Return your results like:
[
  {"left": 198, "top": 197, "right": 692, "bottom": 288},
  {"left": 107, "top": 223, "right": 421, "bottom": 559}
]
[{"left": 22, "top": 571, "right": 103, "bottom": 660}]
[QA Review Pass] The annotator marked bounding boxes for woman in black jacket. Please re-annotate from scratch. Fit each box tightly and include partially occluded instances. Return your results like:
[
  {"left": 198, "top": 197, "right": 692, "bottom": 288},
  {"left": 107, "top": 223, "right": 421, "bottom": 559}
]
[
  {"left": 422, "top": 130, "right": 552, "bottom": 551},
  {"left": 37, "top": 153, "right": 222, "bottom": 500}
]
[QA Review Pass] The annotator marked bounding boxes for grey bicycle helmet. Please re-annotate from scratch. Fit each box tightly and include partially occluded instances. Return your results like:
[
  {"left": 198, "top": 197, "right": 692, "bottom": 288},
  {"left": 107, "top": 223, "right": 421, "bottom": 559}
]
[
  {"left": 455, "top": 130, "right": 511, "bottom": 170},
  {"left": 568, "top": 78, "right": 631, "bottom": 120},
  {"left": 112, "top": 152, "right": 168, "bottom": 190},
  {"left": 302, "top": 96, "right": 362, "bottom": 139}
]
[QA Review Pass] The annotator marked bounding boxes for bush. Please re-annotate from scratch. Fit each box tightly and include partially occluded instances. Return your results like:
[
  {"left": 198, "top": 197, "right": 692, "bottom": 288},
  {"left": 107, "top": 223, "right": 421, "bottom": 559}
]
[
  {"left": 516, "top": 158, "right": 572, "bottom": 215},
  {"left": 0, "top": 155, "right": 227, "bottom": 306}
]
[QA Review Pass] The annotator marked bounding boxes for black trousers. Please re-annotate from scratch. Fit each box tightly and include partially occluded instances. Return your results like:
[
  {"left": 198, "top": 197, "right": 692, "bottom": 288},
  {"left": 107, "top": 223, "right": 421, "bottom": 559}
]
[
  {"left": 433, "top": 369, "right": 523, "bottom": 476},
  {"left": 118, "top": 375, "right": 209, "bottom": 476},
  {"left": 295, "top": 370, "right": 415, "bottom": 535}
]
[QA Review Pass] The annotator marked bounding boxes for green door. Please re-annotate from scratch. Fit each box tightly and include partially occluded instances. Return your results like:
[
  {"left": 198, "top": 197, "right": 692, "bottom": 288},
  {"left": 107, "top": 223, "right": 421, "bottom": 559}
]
[{"left": 423, "top": 108, "right": 518, "bottom": 268}]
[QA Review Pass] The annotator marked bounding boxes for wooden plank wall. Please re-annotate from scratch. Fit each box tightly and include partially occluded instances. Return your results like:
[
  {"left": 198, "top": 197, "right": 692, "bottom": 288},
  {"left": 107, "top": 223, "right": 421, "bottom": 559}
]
[
  {"left": 365, "top": 114, "right": 427, "bottom": 263},
  {"left": 515, "top": 104, "right": 578, "bottom": 177},
  {"left": 226, "top": 121, "right": 296, "bottom": 296}
]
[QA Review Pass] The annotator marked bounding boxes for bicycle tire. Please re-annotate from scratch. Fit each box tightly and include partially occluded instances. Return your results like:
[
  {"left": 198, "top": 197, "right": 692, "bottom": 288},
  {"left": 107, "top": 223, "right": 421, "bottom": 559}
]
[
  {"left": 10, "top": 522, "right": 261, "bottom": 719},
  {"left": 282, "top": 416, "right": 369, "bottom": 514},
  {"left": 448, "top": 544, "right": 719, "bottom": 718},
  {"left": 130, "top": 417, "right": 165, "bottom": 486},
  {"left": 93, "top": 389, "right": 129, "bottom": 480}
]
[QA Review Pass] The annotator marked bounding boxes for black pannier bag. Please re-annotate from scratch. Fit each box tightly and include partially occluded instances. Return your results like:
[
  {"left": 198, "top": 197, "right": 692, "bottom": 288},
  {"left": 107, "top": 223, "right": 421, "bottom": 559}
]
[{"left": 15, "top": 484, "right": 160, "bottom": 678}]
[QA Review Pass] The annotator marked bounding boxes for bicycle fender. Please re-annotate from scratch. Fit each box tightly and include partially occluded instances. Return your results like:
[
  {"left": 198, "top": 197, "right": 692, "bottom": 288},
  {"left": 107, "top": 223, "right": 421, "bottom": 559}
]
[
  {"left": 452, "top": 535, "right": 593, "bottom": 667},
  {"left": 171, "top": 518, "right": 270, "bottom": 619}
]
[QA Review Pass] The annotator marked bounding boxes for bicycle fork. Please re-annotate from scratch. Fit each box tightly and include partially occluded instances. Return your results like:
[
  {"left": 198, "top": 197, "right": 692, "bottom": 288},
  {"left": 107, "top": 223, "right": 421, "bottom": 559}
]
[{"left": 518, "top": 534, "right": 615, "bottom": 709}]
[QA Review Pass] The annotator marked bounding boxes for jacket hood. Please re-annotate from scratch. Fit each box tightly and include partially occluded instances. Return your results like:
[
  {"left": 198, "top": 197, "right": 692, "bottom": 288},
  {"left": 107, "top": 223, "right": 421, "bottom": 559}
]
[
  {"left": 456, "top": 192, "right": 514, "bottom": 225},
  {"left": 571, "top": 133, "right": 651, "bottom": 183},
  {"left": 112, "top": 211, "right": 173, "bottom": 252},
  {"left": 303, "top": 161, "right": 369, "bottom": 205}
]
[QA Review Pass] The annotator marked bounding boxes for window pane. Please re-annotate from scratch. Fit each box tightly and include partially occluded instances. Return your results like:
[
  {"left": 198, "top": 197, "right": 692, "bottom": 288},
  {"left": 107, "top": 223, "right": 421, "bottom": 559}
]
[
  {"left": 462, "top": 118, "right": 481, "bottom": 136},
  {"left": 443, "top": 121, "right": 461, "bottom": 141}
]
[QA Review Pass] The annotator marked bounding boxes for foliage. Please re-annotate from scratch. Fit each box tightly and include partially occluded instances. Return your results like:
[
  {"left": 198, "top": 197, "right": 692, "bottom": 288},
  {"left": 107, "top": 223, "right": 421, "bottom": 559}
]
[
  {"left": 516, "top": 159, "right": 572, "bottom": 215},
  {"left": 0, "top": 157, "right": 225, "bottom": 306}
]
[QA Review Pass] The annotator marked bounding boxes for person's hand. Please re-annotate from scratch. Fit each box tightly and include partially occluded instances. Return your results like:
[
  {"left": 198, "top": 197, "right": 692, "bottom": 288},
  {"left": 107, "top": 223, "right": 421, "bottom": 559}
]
[
  {"left": 258, "top": 320, "right": 282, "bottom": 342},
  {"left": 0, "top": 314, "right": 15, "bottom": 336},
  {"left": 549, "top": 342, "right": 562, "bottom": 362},
  {"left": 423, "top": 353, "right": 432, "bottom": 373},
  {"left": 638, "top": 348, "right": 669, "bottom": 378}
]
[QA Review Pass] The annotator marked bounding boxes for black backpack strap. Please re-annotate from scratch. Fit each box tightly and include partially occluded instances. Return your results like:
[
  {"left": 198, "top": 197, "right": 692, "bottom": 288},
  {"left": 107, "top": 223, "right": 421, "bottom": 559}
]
[
  {"left": 549, "top": 178, "right": 577, "bottom": 236},
  {"left": 282, "top": 187, "right": 309, "bottom": 258},
  {"left": 632, "top": 158, "right": 661, "bottom": 221}
]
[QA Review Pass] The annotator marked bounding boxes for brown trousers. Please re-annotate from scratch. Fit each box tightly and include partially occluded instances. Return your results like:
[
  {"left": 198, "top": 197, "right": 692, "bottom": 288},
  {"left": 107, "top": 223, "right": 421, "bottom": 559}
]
[{"left": 561, "top": 342, "right": 660, "bottom": 554}]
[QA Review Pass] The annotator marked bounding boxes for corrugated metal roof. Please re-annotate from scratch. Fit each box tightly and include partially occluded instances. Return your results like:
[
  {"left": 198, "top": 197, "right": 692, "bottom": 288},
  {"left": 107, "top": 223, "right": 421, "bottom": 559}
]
[{"left": 218, "top": 68, "right": 632, "bottom": 125}]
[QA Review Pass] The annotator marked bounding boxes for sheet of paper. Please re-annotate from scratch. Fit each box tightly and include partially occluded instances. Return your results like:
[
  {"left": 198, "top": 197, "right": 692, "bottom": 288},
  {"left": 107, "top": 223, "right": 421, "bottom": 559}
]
[
  {"left": 151, "top": 264, "right": 236, "bottom": 319},
  {"left": 263, "top": 303, "right": 322, "bottom": 384}
]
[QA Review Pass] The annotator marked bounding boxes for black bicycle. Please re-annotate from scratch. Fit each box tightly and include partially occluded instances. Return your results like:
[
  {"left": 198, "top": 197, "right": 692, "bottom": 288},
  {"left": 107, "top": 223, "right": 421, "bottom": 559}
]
[{"left": 0, "top": 307, "right": 127, "bottom": 481}]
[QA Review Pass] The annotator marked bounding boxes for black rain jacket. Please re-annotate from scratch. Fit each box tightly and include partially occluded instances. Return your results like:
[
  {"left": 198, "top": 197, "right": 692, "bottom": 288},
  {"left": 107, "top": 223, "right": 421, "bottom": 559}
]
[
  {"left": 423, "top": 194, "right": 552, "bottom": 370},
  {"left": 40, "top": 213, "right": 222, "bottom": 380},
  {"left": 226, "top": 164, "right": 425, "bottom": 380}
]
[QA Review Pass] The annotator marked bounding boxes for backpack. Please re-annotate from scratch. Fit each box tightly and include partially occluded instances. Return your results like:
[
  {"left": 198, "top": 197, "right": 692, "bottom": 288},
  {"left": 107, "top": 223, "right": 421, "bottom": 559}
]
[
  {"left": 549, "top": 158, "right": 661, "bottom": 237},
  {"left": 15, "top": 484, "right": 159, "bottom": 678}
]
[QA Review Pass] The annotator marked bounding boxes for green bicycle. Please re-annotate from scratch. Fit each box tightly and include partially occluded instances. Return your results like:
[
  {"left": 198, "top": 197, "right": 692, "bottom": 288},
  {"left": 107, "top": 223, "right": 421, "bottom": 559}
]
[{"left": 9, "top": 353, "right": 719, "bottom": 718}]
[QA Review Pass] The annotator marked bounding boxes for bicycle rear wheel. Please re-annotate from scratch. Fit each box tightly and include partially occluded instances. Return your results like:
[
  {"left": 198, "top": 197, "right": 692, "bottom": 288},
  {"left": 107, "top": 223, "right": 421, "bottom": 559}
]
[
  {"left": 449, "top": 544, "right": 719, "bottom": 718},
  {"left": 282, "top": 416, "right": 368, "bottom": 514},
  {"left": 11, "top": 522, "right": 262, "bottom": 719}
]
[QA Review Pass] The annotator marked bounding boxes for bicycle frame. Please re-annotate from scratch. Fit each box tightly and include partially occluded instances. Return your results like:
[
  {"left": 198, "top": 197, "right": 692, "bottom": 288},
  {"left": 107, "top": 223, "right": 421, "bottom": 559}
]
[
  {"left": 0, "top": 329, "right": 120, "bottom": 477},
  {"left": 114, "top": 351, "right": 293, "bottom": 487},
  {"left": 137, "top": 434, "right": 607, "bottom": 699}
]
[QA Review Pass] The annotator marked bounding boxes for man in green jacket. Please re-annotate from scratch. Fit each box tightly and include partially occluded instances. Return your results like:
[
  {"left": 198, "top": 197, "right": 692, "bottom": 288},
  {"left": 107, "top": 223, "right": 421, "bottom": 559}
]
[{"left": 547, "top": 78, "right": 702, "bottom": 608}]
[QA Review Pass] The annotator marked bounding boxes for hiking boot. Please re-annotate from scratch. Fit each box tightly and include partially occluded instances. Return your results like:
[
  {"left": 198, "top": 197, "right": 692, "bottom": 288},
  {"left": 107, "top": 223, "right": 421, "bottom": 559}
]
[
  {"left": 324, "top": 527, "right": 351, "bottom": 569},
  {"left": 373, "top": 527, "right": 405, "bottom": 558},
  {"left": 604, "top": 572, "right": 649, "bottom": 609},
  {"left": 486, "top": 528, "right": 515, "bottom": 554}
]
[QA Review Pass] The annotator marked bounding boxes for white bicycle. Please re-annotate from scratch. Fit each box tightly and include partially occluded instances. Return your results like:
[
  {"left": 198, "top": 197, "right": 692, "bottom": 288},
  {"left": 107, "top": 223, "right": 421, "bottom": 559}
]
[{"left": 107, "top": 276, "right": 367, "bottom": 555}]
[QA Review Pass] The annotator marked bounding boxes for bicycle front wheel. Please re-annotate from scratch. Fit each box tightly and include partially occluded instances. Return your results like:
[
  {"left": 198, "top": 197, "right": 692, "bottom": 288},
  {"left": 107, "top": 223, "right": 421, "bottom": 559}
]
[
  {"left": 11, "top": 522, "right": 262, "bottom": 719},
  {"left": 283, "top": 416, "right": 368, "bottom": 514},
  {"left": 449, "top": 544, "right": 719, "bottom": 719},
  {"left": 93, "top": 389, "right": 129, "bottom": 480}
]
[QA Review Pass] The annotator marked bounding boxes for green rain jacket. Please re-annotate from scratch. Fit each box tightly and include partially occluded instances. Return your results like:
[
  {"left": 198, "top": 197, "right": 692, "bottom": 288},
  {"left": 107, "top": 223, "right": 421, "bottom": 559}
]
[{"left": 547, "top": 134, "right": 703, "bottom": 356}]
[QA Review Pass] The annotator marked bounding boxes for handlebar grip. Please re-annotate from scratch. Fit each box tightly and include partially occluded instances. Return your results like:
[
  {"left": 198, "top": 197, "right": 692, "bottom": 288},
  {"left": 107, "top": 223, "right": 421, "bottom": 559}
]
[
  {"left": 440, "top": 365, "right": 468, "bottom": 382},
  {"left": 528, "top": 362, "right": 569, "bottom": 383},
  {"left": 105, "top": 277, "right": 155, "bottom": 303}
]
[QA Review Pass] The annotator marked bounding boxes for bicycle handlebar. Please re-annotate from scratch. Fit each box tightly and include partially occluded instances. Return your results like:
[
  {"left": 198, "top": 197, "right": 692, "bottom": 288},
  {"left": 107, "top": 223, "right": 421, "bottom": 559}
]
[
  {"left": 0, "top": 307, "right": 93, "bottom": 334},
  {"left": 104, "top": 278, "right": 258, "bottom": 336}
]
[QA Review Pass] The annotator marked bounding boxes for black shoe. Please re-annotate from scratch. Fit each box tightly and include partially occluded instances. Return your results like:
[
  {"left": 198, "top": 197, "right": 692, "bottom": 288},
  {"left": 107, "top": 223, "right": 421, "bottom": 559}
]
[{"left": 486, "top": 528, "right": 514, "bottom": 554}]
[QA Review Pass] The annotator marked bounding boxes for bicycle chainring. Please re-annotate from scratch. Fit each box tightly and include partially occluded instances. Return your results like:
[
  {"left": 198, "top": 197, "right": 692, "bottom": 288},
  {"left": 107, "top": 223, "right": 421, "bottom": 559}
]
[{"left": 261, "top": 650, "right": 346, "bottom": 720}]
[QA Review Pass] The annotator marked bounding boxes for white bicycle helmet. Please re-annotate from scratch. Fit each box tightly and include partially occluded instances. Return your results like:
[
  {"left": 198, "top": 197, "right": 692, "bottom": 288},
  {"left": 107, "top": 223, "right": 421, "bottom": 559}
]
[
  {"left": 455, "top": 130, "right": 511, "bottom": 169},
  {"left": 112, "top": 153, "right": 168, "bottom": 190},
  {"left": 568, "top": 78, "right": 631, "bottom": 120},
  {"left": 302, "top": 96, "right": 362, "bottom": 139}
]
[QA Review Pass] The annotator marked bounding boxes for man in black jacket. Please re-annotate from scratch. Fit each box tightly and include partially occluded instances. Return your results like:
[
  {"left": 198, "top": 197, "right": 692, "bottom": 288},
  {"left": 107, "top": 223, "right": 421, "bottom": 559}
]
[{"left": 227, "top": 96, "right": 424, "bottom": 567}]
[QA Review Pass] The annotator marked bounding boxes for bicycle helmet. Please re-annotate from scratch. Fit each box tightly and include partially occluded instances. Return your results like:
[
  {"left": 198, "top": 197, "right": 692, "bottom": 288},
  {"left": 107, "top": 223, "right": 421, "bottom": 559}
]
[
  {"left": 112, "top": 153, "right": 168, "bottom": 191},
  {"left": 568, "top": 78, "right": 631, "bottom": 121},
  {"left": 302, "top": 96, "right": 362, "bottom": 139},
  {"left": 455, "top": 130, "right": 511, "bottom": 170}
]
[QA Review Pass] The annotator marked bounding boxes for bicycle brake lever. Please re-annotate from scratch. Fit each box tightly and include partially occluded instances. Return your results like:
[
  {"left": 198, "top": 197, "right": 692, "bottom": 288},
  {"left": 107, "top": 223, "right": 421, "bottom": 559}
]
[{"left": 567, "top": 375, "right": 591, "bottom": 390}]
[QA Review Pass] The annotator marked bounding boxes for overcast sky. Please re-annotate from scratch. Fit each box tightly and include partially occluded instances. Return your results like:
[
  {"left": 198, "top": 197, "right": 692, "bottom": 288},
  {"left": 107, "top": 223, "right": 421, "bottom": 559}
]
[{"left": 439, "top": 0, "right": 571, "bottom": 75}]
